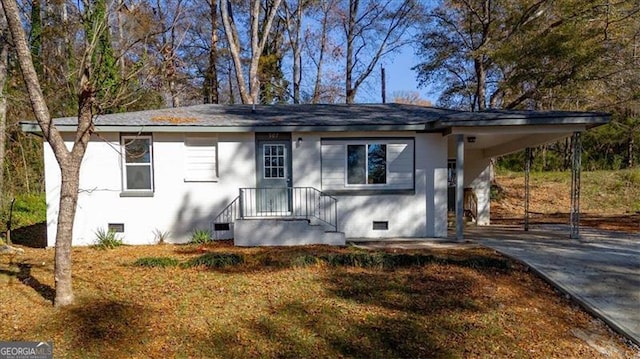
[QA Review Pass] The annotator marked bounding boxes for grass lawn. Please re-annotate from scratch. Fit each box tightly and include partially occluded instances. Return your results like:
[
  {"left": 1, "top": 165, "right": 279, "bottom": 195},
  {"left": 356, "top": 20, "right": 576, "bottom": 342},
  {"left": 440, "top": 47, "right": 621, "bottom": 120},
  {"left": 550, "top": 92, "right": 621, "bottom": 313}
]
[{"left": 0, "top": 243, "right": 636, "bottom": 358}]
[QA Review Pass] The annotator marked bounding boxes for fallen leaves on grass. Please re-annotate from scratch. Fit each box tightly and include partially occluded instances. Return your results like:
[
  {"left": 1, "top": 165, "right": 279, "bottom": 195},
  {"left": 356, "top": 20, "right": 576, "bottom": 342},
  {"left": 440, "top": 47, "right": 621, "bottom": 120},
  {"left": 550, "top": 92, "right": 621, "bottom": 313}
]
[{"left": 0, "top": 244, "right": 636, "bottom": 358}]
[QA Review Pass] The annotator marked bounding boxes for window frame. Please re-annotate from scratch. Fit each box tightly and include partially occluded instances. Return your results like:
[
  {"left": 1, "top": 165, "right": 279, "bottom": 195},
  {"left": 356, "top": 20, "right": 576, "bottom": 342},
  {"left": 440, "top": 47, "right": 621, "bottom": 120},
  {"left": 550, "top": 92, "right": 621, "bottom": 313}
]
[
  {"left": 344, "top": 142, "right": 388, "bottom": 188},
  {"left": 263, "top": 144, "right": 286, "bottom": 180},
  {"left": 121, "top": 134, "right": 154, "bottom": 193}
]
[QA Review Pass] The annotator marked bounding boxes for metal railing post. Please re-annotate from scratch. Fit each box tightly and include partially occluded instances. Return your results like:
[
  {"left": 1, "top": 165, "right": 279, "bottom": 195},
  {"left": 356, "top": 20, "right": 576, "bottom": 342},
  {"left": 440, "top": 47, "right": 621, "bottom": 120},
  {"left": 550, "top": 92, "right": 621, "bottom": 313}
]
[
  {"left": 304, "top": 187, "right": 309, "bottom": 218},
  {"left": 239, "top": 188, "right": 244, "bottom": 219},
  {"left": 334, "top": 199, "right": 338, "bottom": 232}
]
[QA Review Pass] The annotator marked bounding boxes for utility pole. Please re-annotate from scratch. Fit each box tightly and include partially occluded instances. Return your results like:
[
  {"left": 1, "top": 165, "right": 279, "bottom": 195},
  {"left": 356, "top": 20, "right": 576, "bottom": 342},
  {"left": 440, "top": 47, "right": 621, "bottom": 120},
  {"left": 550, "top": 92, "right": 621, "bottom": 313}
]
[{"left": 381, "top": 66, "right": 386, "bottom": 104}]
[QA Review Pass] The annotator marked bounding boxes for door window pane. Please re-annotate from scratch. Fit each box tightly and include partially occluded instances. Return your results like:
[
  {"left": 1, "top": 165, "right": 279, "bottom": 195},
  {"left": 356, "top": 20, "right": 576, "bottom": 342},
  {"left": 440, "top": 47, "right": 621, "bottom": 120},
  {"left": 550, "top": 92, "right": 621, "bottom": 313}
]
[{"left": 264, "top": 144, "right": 286, "bottom": 179}]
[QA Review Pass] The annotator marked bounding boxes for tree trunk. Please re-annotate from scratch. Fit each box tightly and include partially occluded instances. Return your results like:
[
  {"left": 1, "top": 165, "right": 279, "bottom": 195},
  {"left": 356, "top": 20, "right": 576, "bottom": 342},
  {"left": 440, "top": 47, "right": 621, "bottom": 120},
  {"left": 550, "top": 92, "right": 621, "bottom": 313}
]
[
  {"left": 311, "top": 0, "right": 330, "bottom": 103},
  {"left": 292, "top": 2, "right": 302, "bottom": 104},
  {"left": 54, "top": 162, "right": 80, "bottom": 306},
  {"left": 204, "top": 0, "right": 219, "bottom": 104},
  {"left": 29, "top": 0, "right": 42, "bottom": 76},
  {"left": 283, "top": 1, "right": 303, "bottom": 103},
  {"left": 221, "top": 0, "right": 282, "bottom": 104},
  {"left": 345, "top": 0, "right": 357, "bottom": 104},
  {"left": 220, "top": 0, "right": 251, "bottom": 104},
  {"left": 0, "top": 11, "right": 7, "bottom": 210},
  {"left": 474, "top": 57, "right": 486, "bottom": 111}
]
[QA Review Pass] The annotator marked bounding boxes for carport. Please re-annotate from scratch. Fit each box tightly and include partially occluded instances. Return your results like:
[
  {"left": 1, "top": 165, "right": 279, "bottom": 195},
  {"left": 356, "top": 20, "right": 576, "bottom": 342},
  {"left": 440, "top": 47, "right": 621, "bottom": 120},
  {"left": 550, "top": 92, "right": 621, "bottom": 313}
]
[{"left": 429, "top": 110, "right": 610, "bottom": 241}]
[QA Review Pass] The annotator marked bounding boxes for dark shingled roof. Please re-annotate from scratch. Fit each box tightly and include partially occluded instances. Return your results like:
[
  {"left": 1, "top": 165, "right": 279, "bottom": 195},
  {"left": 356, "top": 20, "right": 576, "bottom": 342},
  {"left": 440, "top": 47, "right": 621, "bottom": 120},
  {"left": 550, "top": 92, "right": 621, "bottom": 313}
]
[{"left": 20, "top": 103, "right": 610, "bottom": 133}]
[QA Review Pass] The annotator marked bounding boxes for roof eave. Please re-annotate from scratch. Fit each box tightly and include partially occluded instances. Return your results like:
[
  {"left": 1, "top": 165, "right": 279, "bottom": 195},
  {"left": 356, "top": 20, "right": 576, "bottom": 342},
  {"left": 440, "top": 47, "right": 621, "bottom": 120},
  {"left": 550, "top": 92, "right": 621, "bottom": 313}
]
[
  {"left": 20, "top": 122, "right": 428, "bottom": 134},
  {"left": 427, "top": 114, "right": 611, "bottom": 131}
]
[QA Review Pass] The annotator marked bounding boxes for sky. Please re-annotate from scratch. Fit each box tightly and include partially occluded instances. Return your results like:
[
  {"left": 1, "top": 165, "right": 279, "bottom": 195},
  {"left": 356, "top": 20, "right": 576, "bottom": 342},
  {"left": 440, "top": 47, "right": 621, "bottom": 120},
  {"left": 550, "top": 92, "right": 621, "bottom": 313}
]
[{"left": 354, "top": 46, "right": 438, "bottom": 105}]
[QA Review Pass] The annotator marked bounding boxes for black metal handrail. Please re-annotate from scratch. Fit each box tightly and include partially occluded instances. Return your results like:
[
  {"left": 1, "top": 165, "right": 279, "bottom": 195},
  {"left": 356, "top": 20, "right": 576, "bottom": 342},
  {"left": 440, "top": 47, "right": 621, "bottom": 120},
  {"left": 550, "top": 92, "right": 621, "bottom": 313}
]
[
  {"left": 211, "top": 187, "right": 338, "bottom": 233},
  {"left": 211, "top": 196, "right": 240, "bottom": 239}
]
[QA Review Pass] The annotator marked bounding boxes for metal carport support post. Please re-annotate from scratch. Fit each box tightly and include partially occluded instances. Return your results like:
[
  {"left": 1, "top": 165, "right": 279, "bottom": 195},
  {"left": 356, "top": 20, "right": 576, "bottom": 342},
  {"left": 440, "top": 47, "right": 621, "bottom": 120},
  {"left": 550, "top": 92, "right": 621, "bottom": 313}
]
[
  {"left": 456, "top": 134, "right": 465, "bottom": 241},
  {"left": 570, "top": 132, "right": 582, "bottom": 239},
  {"left": 524, "top": 147, "right": 531, "bottom": 231}
]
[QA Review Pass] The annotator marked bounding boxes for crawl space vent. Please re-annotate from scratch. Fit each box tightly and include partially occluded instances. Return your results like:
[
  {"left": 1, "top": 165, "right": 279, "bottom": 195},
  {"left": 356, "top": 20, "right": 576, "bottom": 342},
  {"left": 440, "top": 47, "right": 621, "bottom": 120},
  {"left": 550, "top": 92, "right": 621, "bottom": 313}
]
[
  {"left": 214, "top": 223, "right": 231, "bottom": 231},
  {"left": 108, "top": 223, "right": 125, "bottom": 233},
  {"left": 372, "top": 221, "right": 389, "bottom": 230}
]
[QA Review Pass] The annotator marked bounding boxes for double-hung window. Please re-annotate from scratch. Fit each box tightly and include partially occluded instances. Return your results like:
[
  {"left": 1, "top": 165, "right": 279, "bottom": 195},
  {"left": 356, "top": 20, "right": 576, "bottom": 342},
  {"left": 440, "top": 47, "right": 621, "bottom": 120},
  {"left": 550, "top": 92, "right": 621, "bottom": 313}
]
[
  {"left": 122, "top": 135, "right": 154, "bottom": 192},
  {"left": 347, "top": 144, "right": 387, "bottom": 185}
]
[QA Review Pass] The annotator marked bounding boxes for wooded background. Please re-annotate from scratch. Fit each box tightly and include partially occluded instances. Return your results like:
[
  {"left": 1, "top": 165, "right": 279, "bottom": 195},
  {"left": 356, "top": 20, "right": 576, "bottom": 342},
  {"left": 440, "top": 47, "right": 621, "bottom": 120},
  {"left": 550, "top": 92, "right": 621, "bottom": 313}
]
[{"left": 1, "top": 0, "right": 638, "bottom": 213}]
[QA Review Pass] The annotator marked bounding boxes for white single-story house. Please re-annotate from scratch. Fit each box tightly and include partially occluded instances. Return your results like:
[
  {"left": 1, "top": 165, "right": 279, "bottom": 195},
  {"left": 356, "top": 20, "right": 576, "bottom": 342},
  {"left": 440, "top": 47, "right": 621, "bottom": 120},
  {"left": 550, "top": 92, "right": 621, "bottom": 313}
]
[{"left": 21, "top": 104, "right": 608, "bottom": 246}]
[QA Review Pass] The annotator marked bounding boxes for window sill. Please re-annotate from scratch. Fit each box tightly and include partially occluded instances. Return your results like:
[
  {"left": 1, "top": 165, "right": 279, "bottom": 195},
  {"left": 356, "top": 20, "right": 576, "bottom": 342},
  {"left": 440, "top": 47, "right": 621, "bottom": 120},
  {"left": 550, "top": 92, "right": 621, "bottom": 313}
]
[
  {"left": 323, "top": 189, "right": 415, "bottom": 196},
  {"left": 120, "top": 191, "right": 154, "bottom": 198},
  {"left": 184, "top": 178, "right": 219, "bottom": 183}
]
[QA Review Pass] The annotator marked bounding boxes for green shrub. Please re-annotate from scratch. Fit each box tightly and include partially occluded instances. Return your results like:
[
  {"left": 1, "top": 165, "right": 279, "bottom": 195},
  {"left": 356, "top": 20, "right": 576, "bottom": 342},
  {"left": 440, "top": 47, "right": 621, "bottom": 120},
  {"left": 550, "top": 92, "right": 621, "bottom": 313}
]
[
  {"left": 93, "top": 228, "right": 123, "bottom": 250},
  {"left": 320, "top": 253, "right": 439, "bottom": 268},
  {"left": 133, "top": 257, "right": 179, "bottom": 268},
  {"left": 291, "top": 254, "right": 321, "bottom": 267},
  {"left": 182, "top": 253, "right": 243, "bottom": 269},
  {"left": 289, "top": 252, "right": 509, "bottom": 271},
  {"left": 324, "top": 252, "right": 387, "bottom": 267},
  {"left": 190, "top": 229, "right": 211, "bottom": 244}
]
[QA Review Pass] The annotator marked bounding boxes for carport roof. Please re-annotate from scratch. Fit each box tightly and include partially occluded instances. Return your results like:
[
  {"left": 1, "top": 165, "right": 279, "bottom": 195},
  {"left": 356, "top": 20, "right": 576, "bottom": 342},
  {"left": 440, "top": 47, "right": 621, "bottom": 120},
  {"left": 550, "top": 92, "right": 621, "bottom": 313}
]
[{"left": 20, "top": 103, "right": 610, "bottom": 133}]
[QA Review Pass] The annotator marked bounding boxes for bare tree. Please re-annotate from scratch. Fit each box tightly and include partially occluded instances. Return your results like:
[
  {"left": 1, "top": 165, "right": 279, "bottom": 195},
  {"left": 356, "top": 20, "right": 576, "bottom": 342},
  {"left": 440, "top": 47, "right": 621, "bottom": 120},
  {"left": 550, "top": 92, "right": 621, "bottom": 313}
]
[
  {"left": 1, "top": 0, "right": 96, "bottom": 306},
  {"left": 0, "top": 0, "right": 157, "bottom": 306},
  {"left": 203, "top": 0, "right": 220, "bottom": 104},
  {"left": 282, "top": 0, "right": 306, "bottom": 103},
  {"left": 391, "top": 90, "right": 431, "bottom": 106},
  {"left": 343, "top": 0, "right": 418, "bottom": 104},
  {"left": 220, "top": 0, "right": 283, "bottom": 104},
  {"left": 306, "top": 0, "right": 340, "bottom": 103}
]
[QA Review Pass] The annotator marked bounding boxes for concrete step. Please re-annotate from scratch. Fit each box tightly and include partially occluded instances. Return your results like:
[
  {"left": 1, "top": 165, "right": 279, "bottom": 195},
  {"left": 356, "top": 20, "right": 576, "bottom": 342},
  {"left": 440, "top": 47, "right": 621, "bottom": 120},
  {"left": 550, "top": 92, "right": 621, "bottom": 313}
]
[{"left": 233, "top": 218, "right": 345, "bottom": 246}]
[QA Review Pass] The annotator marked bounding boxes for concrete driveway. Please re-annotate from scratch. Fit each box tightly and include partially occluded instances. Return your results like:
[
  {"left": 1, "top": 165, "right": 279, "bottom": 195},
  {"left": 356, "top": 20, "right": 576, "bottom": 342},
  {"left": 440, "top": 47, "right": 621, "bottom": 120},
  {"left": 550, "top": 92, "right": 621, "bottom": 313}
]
[{"left": 467, "top": 225, "right": 640, "bottom": 347}]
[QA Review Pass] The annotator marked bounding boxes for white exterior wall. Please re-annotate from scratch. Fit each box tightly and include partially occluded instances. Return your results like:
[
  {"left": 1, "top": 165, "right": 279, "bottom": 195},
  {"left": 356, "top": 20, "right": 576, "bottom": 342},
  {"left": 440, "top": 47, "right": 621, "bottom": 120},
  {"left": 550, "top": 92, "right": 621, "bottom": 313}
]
[
  {"left": 464, "top": 150, "right": 491, "bottom": 226},
  {"left": 44, "top": 130, "right": 449, "bottom": 246},
  {"left": 44, "top": 132, "right": 255, "bottom": 246},
  {"left": 292, "top": 132, "right": 448, "bottom": 239}
]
